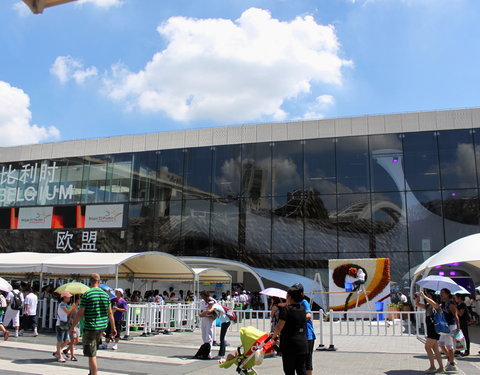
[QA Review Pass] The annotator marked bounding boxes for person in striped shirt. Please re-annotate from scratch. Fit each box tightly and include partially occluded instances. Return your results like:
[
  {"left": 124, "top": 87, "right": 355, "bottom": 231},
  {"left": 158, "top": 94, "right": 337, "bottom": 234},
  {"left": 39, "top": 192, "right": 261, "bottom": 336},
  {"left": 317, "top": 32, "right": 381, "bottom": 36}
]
[{"left": 70, "top": 274, "right": 115, "bottom": 375}]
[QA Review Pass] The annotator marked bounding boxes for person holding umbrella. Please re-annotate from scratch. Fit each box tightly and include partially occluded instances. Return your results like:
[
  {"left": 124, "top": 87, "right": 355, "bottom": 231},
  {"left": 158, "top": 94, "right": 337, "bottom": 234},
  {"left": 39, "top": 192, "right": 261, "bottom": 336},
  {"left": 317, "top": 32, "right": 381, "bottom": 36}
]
[
  {"left": 414, "top": 290, "right": 444, "bottom": 373},
  {"left": 55, "top": 291, "right": 74, "bottom": 362}
]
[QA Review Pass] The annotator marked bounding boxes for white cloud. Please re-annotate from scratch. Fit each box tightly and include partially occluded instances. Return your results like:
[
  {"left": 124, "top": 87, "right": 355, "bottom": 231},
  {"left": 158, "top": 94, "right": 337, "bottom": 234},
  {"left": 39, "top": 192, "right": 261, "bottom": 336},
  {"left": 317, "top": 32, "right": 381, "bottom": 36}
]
[
  {"left": 103, "top": 7, "right": 351, "bottom": 123},
  {"left": 77, "top": 0, "right": 124, "bottom": 8},
  {"left": 301, "top": 94, "right": 335, "bottom": 120},
  {"left": 12, "top": 2, "right": 31, "bottom": 17},
  {"left": 0, "top": 81, "right": 60, "bottom": 146},
  {"left": 50, "top": 56, "right": 98, "bottom": 84},
  {"left": 316, "top": 94, "right": 335, "bottom": 108}
]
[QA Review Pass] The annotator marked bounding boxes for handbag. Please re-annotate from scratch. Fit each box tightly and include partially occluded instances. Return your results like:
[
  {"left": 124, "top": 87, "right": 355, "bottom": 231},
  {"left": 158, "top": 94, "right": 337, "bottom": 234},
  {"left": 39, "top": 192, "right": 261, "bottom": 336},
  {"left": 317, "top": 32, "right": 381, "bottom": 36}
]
[
  {"left": 433, "top": 310, "right": 450, "bottom": 334},
  {"left": 59, "top": 320, "right": 71, "bottom": 331}
]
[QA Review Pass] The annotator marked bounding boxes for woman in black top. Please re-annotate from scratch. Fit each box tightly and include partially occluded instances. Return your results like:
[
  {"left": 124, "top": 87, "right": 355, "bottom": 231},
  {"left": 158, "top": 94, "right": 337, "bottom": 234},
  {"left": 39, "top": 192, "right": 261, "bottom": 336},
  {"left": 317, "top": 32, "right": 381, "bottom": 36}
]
[
  {"left": 271, "top": 285, "right": 308, "bottom": 375},
  {"left": 414, "top": 290, "right": 444, "bottom": 373}
]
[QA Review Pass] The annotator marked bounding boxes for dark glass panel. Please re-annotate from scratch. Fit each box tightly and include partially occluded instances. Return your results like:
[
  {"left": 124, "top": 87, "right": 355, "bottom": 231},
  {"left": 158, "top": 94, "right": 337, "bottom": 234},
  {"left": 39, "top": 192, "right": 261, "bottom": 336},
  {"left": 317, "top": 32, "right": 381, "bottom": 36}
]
[
  {"left": 83, "top": 155, "right": 108, "bottom": 204},
  {"left": 371, "top": 191, "right": 407, "bottom": 255},
  {"left": 153, "top": 199, "right": 182, "bottom": 253},
  {"left": 272, "top": 195, "right": 304, "bottom": 257},
  {"left": 272, "top": 141, "right": 303, "bottom": 197},
  {"left": 210, "top": 198, "right": 239, "bottom": 259},
  {"left": 442, "top": 189, "right": 480, "bottom": 244},
  {"left": 105, "top": 153, "right": 132, "bottom": 203},
  {"left": 337, "top": 193, "right": 371, "bottom": 253},
  {"left": 304, "top": 193, "right": 337, "bottom": 253},
  {"left": 183, "top": 147, "right": 213, "bottom": 199},
  {"left": 474, "top": 129, "right": 480, "bottom": 188},
  {"left": 57, "top": 158, "right": 85, "bottom": 205},
  {"left": 35, "top": 159, "right": 64, "bottom": 206},
  {"left": 406, "top": 190, "right": 444, "bottom": 252},
  {"left": 241, "top": 142, "right": 272, "bottom": 198},
  {"left": 157, "top": 149, "right": 185, "bottom": 201},
  {"left": 369, "top": 134, "right": 404, "bottom": 192},
  {"left": 181, "top": 199, "right": 212, "bottom": 257},
  {"left": 242, "top": 197, "right": 271, "bottom": 268},
  {"left": 212, "top": 145, "right": 241, "bottom": 199},
  {"left": 438, "top": 129, "right": 476, "bottom": 189},
  {"left": 130, "top": 151, "right": 158, "bottom": 202},
  {"left": 403, "top": 131, "right": 440, "bottom": 191},
  {"left": 336, "top": 136, "right": 370, "bottom": 193},
  {"left": 127, "top": 202, "right": 155, "bottom": 251},
  {"left": 304, "top": 138, "right": 336, "bottom": 195}
]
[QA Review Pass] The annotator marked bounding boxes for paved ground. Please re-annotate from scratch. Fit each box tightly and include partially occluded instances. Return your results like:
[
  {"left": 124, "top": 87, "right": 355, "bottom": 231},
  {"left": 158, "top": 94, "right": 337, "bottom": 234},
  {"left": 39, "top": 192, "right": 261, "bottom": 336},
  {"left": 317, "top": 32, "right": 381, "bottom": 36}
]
[{"left": 0, "top": 324, "right": 479, "bottom": 375}]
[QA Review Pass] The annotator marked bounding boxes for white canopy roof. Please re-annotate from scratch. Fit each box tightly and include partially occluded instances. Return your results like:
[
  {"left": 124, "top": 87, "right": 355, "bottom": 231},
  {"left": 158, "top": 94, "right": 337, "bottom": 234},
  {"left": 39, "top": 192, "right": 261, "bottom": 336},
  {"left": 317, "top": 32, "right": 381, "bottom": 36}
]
[
  {"left": 0, "top": 251, "right": 195, "bottom": 281},
  {"left": 414, "top": 233, "right": 480, "bottom": 277},
  {"left": 192, "top": 268, "right": 232, "bottom": 283}
]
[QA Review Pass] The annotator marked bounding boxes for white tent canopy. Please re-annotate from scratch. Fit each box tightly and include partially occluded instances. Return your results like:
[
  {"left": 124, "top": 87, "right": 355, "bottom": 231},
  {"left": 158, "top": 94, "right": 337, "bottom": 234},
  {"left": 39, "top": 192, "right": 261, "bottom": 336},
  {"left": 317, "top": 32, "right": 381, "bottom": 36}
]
[
  {"left": 414, "top": 233, "right": 480, "bottom": 277},
  {"left": 0, "top": 252, "right": 196, "bottom": 289}
]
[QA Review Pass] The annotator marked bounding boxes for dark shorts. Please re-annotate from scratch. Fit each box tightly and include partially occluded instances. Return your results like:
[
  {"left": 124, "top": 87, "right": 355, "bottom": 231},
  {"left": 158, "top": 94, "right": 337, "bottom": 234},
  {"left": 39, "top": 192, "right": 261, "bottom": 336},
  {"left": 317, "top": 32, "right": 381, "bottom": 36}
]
[
  {"left": 305, "top": 339, "right": 315, "bottom": 371},
  {"left": 83, "top": 330, "right": 103, "bottom": 357},
  {"left": 426, "top": 316, "right": 440, "bottom": 341},
  {"left": 105, "top": 320, "right": 122, "bottom": 339},
  {"left": 0, "top": 313, "right": 4, "bottom": 325},
  {"left": 23, "top": 315, "right": 38, "bottom": 330}
]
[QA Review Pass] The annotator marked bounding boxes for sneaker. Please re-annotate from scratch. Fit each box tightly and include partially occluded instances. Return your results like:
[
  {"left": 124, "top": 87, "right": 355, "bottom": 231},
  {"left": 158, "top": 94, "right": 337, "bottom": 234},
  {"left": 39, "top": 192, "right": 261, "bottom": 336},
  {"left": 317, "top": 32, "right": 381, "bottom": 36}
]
[
  {"left": 33, "top": 331, "right": 38, "bottom": 337},
  {"left": 99, "top": 343, "right": 108, "bottom": 350},
  {"left": 445, "top": 363, "right": 457, "bottom": 371},
  {"left": 112, "top": 344, "right": 118, "bottom": 350},
  {"left": 425, "top": 368, "right": 436, "bottom": 373}
]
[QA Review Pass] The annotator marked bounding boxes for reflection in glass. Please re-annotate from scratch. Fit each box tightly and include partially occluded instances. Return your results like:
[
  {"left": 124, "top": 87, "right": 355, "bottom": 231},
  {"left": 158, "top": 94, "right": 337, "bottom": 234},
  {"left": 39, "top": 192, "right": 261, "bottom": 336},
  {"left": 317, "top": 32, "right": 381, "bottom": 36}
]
[
  {"left": 272, "top": 141, "right": 303, "bottom": 197},
  {"left": 403, "top": 131, "right": 440, "bottom": 191},
  {"left": 438, "top": 129, "right": 476, "bottom": 189},
  {"left": 337, "top": 193, "right": 371, "bottom": 254},
  {"left": 442, "top": 189, "right": 480, "bottom": 243},
  {"left": 241, "top": 142, "right": 272, "bottom": 198},
  {"left": 154, "top": 199, "right": 182, "bottom": 253},
  {"left": 369, "top": 134, "right": 404, "bottom": 192},
  {"left": 336, "top": 136, "right": 370, "bottom": 193},
  {"left": 242, "top": 197, "right": 272, "bottom": 267},
  {"left": 127, "top": 202, "right": 155, "bottom": 251},
  {"left": 131, "top": 151, "right": 158, "bottom": 202},
  {"left": 371, "top": 191, "right": 407, "bottom": 255},
  {"left": 83, "top": 156, "right": 108, "bottom": 203},
  {"left": 272, "top": 195, "right": 304, "bottom": 258},
  {"left": 184, "top": 147, "right": 213, "bottom": 199},
  {"left": 304, "top": 138, "right": 336, "bottom": 195},
  {"left": 181, "top": 199, "right": 212, "bottom": 257},
  {"left": 406, "top": 190, "right": 444, "bottom": 254},
  {"left": 157, "top": 149, "right": 184, "bottom": 201},
  {"left": 105, "top": 153, "right": 132, "bottom": 203},
  {"left": 210, "top": 198, "right": 239, "bottom": 258},
  {"left": 212, "top": 145, "right": 241, "bottom": 198},
  {"left": 304, "top": 193, "right": 337, "bottom": 253}
]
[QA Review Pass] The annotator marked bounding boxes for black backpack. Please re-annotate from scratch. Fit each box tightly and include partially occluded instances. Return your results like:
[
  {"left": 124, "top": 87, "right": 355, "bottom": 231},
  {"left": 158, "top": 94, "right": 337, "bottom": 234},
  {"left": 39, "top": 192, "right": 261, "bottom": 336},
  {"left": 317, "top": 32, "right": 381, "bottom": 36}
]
[{"left": 10, "top": 291, "right": 23, "bottom": 310}]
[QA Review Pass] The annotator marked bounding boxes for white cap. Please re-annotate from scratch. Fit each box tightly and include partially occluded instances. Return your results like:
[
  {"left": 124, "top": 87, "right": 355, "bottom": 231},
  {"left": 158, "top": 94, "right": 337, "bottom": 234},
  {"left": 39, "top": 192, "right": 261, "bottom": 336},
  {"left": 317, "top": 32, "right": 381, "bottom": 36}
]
[{"left": 115, "top": 288, "right": 124, "bottom": 296}]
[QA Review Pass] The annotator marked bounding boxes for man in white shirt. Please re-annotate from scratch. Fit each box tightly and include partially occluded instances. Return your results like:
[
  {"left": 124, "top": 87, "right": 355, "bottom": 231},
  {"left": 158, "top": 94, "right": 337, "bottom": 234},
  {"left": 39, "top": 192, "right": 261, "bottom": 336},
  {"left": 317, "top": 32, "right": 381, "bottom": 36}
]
[
  {"left": 3, "top": 283, "right": 24, "bottom": 337},
  {"left": 23, "top": 286, "right": 38, "bottom": 336},
  {"left": 196, "top": 291, "right": 216, "bottom": 359}
]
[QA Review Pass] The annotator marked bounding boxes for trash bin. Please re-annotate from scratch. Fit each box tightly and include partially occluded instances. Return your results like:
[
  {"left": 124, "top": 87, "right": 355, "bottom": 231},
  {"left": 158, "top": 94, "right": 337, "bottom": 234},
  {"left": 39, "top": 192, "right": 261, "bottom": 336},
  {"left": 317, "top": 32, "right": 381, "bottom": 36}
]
[
  {"left": 344, "top": 282, "right": 353, "bottom": 292},
  {"left": 375, "top": 302, "right": 384, "bottom": 321}
]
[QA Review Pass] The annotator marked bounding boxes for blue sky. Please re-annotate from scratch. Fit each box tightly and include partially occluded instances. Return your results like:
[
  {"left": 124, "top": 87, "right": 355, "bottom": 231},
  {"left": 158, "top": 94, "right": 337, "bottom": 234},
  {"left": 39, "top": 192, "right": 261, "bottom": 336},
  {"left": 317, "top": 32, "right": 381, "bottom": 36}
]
[{"left": 0, "top": 0, "right": 479, "bottom": 146}]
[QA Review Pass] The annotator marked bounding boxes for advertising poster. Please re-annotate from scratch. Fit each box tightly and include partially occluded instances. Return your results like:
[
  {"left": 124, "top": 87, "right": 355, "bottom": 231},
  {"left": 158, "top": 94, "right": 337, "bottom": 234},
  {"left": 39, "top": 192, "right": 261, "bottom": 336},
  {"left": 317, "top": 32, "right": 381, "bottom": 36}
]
[
  {"left": 85, "top": 204, "right": 124, "bottom": 228},
  {"left": 18, "top": 206, "right": 53, "bottom": 229}
]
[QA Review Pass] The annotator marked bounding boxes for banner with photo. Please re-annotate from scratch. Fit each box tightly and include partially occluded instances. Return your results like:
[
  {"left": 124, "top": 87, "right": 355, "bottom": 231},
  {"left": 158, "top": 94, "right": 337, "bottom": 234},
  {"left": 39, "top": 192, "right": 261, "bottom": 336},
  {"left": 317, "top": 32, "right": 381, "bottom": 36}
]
[
  {"left": 328, "top": 258, "right": 391, "bottom": 312},
  {"left": 18, "top": 206, "right": 53, "bottom": 229},
  {"left": 85, "top": 204, "right": 124, "bottom": 228}
]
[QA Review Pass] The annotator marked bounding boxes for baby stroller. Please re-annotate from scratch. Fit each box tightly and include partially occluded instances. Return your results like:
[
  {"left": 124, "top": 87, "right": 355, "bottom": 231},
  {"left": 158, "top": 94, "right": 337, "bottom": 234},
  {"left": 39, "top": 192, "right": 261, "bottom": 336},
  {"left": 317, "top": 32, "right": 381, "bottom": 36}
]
[{"left": 219, "top": 326, "right": 275, "bottom": 375}]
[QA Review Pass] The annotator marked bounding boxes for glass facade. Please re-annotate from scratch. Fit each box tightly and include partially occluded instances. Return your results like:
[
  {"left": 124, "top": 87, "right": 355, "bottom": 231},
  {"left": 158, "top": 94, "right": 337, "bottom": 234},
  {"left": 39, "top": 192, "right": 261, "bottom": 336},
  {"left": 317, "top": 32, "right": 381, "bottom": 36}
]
[{"left": 1, "top": 127, "right": 480, "bottom": 287}]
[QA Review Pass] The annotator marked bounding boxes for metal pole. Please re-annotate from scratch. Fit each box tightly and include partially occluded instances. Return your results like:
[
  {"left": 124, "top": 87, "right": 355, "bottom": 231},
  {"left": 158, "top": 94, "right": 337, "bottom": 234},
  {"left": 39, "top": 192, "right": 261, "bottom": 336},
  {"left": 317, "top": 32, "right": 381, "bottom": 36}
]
[{"left": 328, "top": 309, "right": 336, "bottom": 351}]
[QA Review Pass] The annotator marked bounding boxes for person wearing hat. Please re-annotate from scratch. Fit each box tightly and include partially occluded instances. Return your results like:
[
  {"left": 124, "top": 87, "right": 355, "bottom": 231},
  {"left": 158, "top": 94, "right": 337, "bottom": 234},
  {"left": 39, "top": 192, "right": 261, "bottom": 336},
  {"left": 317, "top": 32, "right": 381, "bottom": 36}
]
[
  {"left": 102, "top": 288, "right": 128, "bottom": 350},
  {"left": 54, "top": 291, "right": 73, "bottom": 362}
]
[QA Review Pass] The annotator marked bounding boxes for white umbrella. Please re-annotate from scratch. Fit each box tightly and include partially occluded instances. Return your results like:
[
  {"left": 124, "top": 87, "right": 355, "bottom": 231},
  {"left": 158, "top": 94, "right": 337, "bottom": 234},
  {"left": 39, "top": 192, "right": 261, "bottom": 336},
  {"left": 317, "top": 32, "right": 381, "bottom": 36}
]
[
  {"left": 260, "top": 287, "right": 287, "bottom": 300},
  {"left": 0, "top": 277, "right": 12, "bottom": 293},
  {"left": 416, "top": 275, "right": 467, "bottom": 293}
]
